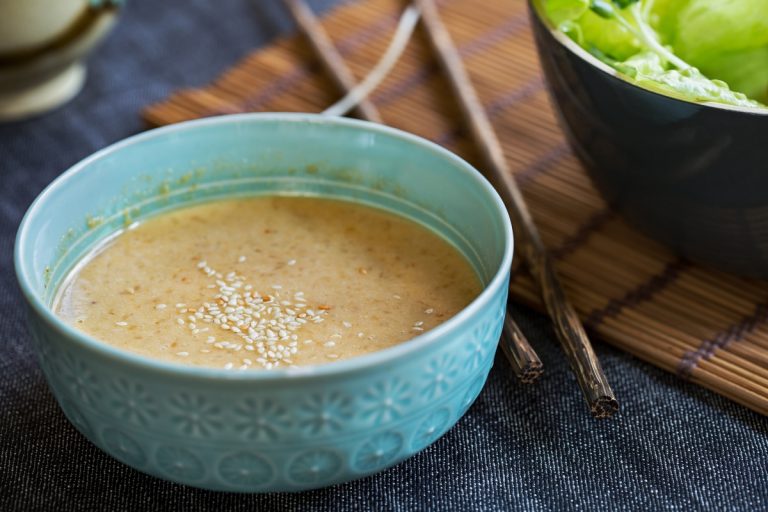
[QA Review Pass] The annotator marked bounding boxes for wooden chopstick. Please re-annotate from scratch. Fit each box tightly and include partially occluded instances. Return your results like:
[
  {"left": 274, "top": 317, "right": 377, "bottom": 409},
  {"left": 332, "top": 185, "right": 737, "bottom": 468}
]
[
  {"left": 284, "top": 0, "right": 542, "bottom": 384},
  {"left": 415, "top": 0, "right": 618, "bottom": 417},
  {"left": 283, "top": 0, "right": 383, "bottom": 123},
  {"left": 501, "top": 312, "right": 544, "bottom": 383}
]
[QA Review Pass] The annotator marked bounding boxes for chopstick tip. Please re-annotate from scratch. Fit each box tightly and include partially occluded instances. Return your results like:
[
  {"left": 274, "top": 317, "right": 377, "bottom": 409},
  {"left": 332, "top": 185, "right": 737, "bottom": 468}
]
[
  {"left": 590, "top": 397, "right": 619, "bottom": 419},
  {"left": 518, "top": 362, "right": 544, "bottom": 384}
]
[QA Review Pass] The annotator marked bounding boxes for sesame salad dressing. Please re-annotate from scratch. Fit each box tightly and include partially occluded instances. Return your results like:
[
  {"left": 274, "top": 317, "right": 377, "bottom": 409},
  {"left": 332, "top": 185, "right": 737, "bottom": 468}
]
[{"left": 55, "top": 196, "right": 482, "bottom": 370}]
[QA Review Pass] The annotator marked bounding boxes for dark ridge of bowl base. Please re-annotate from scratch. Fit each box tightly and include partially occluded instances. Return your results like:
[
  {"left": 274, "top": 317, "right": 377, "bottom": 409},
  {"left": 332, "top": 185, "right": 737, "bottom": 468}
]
[{"left": 527, "top": 0, "right": 768, "bottom": 278}]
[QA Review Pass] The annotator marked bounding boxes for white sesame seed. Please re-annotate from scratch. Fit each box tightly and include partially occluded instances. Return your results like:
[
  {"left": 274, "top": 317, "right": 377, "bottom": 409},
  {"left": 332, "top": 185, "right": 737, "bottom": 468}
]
[
  {"left": 176, "top": 351, "right": 189, "bottom": 357},
  {"left": 425, "top": 308, "right": 434, "bottom": 314},
  {"left": 342, "top": 321, "right": 352, "bottom": 328},
  {"left": 327, "top": 354, "right": 339, "bottom": 359},
  {"left": 238, "top": 255, "right": 246, "bottom": 263},
  {"left": 155, "top": 303, "right": 167, "bottom": 310},
  {"left": 287, "top": 259, "right": 296, "bottom": 266},
  {"left": 224, "top": 362, "right": 234, "bottom": 370},
  {"left": 160, "top": 260, "right": 322, "bottom": 369},
  {"left": 324, "top": 341, "right": 336, "bottom": 347},
  {"left": 393, "top": 294, "right": 401, "bottom": 300},
  {"left": 115, "top": 321, "right": 128, "bottom": 327}
]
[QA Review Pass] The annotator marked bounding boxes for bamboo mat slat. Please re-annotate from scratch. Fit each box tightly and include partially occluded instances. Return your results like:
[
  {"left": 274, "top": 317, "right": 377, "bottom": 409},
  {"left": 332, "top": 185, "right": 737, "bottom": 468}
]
[{"left": 142, "top": 0, "right": 768, "bottom": 415}]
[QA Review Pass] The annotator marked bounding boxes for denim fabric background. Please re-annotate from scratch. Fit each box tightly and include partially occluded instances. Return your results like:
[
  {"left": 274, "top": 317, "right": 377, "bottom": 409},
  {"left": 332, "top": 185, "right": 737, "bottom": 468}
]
[{"left": 0, "top": 1, "right": 766, "bottom": 510}]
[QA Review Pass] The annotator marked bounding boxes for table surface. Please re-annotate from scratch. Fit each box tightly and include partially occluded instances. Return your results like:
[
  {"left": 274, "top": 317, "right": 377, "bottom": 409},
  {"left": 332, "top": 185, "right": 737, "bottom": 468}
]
[{"left": 1, "top": 1, "right": 766, "bottom": 510}]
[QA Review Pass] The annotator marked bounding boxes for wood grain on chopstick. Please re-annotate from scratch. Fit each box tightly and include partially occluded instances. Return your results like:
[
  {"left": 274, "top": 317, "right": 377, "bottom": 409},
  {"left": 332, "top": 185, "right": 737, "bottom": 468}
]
[
  {"left": 415, "top": 0, "right": 617, "bottom": 417},
  {"left": 501, "top": 313, "right": 544, "bottom": 383},
  {"left": 283, "top": 0, "right": 383, "bottom": 122}
]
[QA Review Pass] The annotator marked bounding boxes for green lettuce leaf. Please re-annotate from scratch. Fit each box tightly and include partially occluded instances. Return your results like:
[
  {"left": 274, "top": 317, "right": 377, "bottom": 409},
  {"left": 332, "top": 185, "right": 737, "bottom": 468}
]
[
  {"left": 695, "top": 47, "right": 768, "bottom": 104},
  {"left": 542, "top": 0, "right": 768, "bottom": 109},
  {"left": 544, "top": 0, "right": 590, "bottom": 26},
  {"left": 647, "top": 0, "right": 691, "bottom": 41},
  {"left": 578, "top": 9, "right": 641, "bottom": 61},
  {"left": 671, "top": 0, "right": 768, "bottom": 62},
  {"left": 621, "top": 52, "right": 763, "bottom": 108},
  {"left": 665, "top": 0, "right": 768, "bottom": 105}
]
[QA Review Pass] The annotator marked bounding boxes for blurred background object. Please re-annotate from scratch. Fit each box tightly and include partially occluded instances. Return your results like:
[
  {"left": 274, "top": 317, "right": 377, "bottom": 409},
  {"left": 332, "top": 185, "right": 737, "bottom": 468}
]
[{"left": 0, "top": 0, "right": 120, "bottom": 121}]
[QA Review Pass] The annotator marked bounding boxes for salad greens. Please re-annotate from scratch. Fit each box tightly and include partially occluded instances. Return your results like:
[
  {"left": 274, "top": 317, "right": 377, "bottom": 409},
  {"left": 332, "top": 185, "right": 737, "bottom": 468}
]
[{"left": 543, "top": 0, "right": 768, "bottom": 109}]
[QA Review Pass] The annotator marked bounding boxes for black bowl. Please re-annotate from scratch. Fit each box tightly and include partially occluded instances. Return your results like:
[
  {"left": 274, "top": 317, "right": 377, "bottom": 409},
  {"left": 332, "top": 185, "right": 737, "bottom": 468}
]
[{"left": 528, "top": 0, "right": 768, "bottom": 278}]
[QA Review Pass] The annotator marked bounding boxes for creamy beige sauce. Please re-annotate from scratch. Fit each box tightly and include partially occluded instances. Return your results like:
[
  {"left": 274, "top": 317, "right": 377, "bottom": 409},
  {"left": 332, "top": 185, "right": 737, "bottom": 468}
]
[{"left": 55, "top": 197, "right": 481, "bottom": 370}]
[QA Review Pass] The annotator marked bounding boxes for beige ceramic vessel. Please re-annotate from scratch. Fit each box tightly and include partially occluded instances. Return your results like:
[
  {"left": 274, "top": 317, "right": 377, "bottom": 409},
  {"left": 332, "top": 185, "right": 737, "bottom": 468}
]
[{"left": 0, "top": 0, "right": 119, "bottom": 120}]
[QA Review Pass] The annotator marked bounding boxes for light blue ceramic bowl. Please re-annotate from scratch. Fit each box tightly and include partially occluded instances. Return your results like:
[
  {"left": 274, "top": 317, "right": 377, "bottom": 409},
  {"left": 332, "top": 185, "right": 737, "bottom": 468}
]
[{"left": 15, "top": 113, "right": 513, "bottom": 492}]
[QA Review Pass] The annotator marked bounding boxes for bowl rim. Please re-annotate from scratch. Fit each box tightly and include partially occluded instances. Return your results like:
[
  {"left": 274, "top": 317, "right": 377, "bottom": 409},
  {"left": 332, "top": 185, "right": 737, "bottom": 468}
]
[
  {"left": 528, "top": 0, "right": 768, "bottom": 116},
  {"left": 15, "top": 112, "right": 514, "bottom": 381}
]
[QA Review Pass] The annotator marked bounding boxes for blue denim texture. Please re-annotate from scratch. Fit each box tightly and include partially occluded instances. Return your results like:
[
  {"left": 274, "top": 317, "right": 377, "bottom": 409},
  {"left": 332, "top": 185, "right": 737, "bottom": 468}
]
[{"left": 0, "top": 1, "right": 766, "bottom": 510}]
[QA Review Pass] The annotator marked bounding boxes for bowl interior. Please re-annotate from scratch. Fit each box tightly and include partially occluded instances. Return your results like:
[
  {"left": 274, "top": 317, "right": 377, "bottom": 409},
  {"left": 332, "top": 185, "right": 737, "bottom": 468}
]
[{"left": 16, "top": 113, "right": 512, "bottom": 371}]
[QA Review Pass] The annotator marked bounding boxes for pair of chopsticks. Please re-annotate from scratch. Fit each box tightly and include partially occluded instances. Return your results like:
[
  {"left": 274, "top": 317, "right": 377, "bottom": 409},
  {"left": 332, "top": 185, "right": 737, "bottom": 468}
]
[
  {"left": 284, "top": 0, "right": 541, "bottom": 385},
  {"left": 283, "top": 0, "right": 617, "bottom": 417}
]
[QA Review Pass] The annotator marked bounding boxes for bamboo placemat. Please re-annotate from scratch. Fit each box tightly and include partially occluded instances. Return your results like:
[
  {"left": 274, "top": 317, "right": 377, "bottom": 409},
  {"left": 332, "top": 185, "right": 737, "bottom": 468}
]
[{"left": 143, "top": 0, "right": 768, "bottom": 415}]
